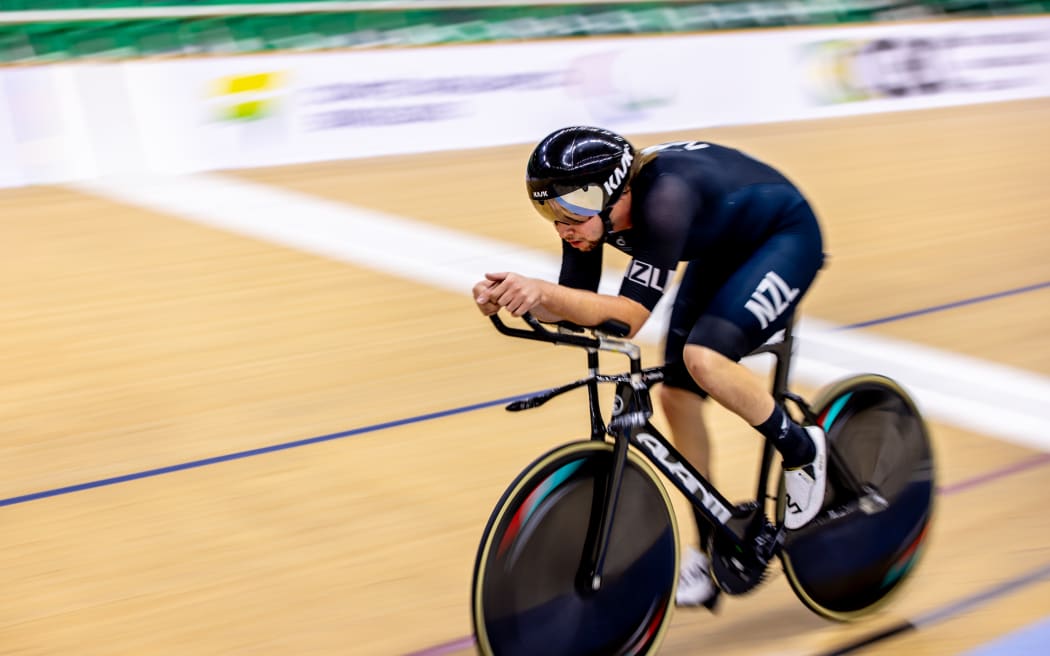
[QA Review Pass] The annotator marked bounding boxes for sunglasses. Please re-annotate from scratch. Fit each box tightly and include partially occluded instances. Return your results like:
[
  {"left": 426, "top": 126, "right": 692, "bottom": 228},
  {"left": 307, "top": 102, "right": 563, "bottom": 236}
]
[{"left": 533, "top": 186, "right": 605, "bottom": 225}]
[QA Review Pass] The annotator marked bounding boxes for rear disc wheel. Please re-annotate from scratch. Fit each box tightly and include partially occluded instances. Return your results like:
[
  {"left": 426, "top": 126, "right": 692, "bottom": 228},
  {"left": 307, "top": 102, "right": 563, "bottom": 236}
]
[{"left": 780, "top": 375, "right": 935, "bottom": 621}]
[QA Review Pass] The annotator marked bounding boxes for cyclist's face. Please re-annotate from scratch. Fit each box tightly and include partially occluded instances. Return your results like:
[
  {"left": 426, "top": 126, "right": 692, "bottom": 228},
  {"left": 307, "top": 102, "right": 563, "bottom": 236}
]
[
  {"left": 554, "top": 214, "right": 604, "bottom": 251},
  {"left": 552, "top": 190, "right": 632, "bottom": 251}
]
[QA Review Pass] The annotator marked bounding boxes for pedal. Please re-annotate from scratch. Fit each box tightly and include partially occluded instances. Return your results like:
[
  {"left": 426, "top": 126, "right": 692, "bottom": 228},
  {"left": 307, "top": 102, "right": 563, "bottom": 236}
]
[{"left": 858, "top": 486, "right": 889, "bottom": 514}]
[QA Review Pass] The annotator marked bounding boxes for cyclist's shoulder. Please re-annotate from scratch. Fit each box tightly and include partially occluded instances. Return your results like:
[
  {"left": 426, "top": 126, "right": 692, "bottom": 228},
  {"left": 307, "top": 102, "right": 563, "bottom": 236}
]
[
  {"left": 639, "top": 140, "right": 741, "bottom": 165},
  {"left": 637, "top": 140, "right": 770, "bottom": 187}
]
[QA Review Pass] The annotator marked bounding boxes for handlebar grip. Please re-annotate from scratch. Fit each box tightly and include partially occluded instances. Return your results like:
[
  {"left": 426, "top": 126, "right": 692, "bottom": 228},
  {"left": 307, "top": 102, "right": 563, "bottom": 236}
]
[
  {"left": 488, "top": 312, "right": 618, "bottom": 349},
  {"left": 594, "top": 319, "right": 630, "bottom": 337},
  {"left": 530, "top": 314, "right": 630, "bottom": 338},
  {"left": 489, "top": 312, "right": 565, "bottom": 342},
  {"left": 554, "top": 320, "right": 585, "bottom": 333}
]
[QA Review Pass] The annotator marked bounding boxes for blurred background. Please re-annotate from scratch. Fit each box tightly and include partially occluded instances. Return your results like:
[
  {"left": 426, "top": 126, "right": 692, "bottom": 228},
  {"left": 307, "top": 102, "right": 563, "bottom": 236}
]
[{"left": 1, "top": 1, "right": 1048, "bottom": 655}]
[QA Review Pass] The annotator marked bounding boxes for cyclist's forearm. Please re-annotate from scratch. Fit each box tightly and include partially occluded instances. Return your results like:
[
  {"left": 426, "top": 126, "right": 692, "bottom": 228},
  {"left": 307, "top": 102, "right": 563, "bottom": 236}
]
[
  {"left": 540, "top": 282, "right": 649, "bottom": 336},
  {"left": 528, "top": 305, "right": 564, "bottom": 323}
]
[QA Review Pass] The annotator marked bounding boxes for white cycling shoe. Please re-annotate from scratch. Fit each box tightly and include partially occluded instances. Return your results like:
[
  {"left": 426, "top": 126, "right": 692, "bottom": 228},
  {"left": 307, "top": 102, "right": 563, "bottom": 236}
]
[
  {"left": 675, "top": 546, "right": 721, "bottom": 610},
  {"left": 783, "top": 425, "right": 828, "bottom": 530}
]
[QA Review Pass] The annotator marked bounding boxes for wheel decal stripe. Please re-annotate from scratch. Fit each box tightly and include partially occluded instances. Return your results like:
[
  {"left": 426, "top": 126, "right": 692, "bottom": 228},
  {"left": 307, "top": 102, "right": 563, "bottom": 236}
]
[
  {"left": 820, "top": 392, "right": 853, "bottom": 432},
  {"left": 882, "top": 519, "right": 930, "bottom": 588},
  {"left": 497, "top": 459, "right": 584, "bottom": 557},
  {"left": 626, "top": 600, "right": 667, "bottom": 656}
]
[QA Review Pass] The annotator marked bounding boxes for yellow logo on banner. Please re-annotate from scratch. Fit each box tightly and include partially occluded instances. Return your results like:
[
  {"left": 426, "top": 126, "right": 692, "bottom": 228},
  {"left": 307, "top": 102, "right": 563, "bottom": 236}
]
[{"left": 210, "top": 72, "right": 285, "bottom": 121}]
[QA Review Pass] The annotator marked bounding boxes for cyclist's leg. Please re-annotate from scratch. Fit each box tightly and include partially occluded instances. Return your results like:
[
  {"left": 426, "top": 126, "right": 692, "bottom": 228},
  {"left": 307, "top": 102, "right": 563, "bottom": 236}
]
[
  {"left": 681, "top": 192, "right": 826, "bottom": 528},
  {"left": 661, "top": 257, "right": 719, "bottom": 485},
  {"left": 661, "top": 260, "right": 726, "bottom": 609}
]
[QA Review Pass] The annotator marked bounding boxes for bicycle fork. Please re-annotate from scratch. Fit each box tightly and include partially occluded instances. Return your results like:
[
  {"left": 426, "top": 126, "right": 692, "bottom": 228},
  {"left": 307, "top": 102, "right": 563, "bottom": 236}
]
[
  {"left": 576, "top": 377, "right": 649, "bottom": 594},
  {"left": 577, "top": 432, "right": 631, "bottom": 593}
]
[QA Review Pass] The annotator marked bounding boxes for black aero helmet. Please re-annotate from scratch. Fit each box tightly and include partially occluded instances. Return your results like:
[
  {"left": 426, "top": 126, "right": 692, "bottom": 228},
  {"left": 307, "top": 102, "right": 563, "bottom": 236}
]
[{"left": 526, "top": 126, "right": 636, "bottom": 230}]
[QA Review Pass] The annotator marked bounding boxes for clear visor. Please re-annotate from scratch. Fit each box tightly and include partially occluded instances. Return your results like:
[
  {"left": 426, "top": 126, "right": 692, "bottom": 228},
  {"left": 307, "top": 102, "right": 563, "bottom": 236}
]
[{"left": 532, "top": 186, "right": 605, "bottom": 224}]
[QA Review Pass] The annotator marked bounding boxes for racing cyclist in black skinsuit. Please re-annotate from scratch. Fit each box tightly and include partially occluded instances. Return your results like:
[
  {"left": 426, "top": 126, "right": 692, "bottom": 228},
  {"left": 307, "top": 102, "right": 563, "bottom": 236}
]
[{"left": 473, "top": 126, "right": 828, "bottom": 611}]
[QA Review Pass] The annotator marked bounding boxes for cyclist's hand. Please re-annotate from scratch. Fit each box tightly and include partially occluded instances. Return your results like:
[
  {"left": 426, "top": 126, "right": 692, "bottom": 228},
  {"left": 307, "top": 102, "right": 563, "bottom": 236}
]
[
  {"left": 473, "top": 279, "right": 501, "bottom": 316},
  {"left": 484, "top": 271, "right": 544, "bottom": 317}
]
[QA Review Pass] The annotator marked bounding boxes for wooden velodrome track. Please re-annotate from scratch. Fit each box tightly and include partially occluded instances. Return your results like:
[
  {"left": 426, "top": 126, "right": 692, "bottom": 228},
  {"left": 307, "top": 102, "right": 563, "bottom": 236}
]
[{"left": 2, "top": 97, "right": 1048, "bottom": 655}]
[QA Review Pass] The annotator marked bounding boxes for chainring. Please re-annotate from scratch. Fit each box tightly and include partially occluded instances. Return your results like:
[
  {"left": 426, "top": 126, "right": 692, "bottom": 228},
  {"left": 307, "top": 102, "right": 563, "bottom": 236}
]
[{"left": 709, "top": 531, "right": 771, "bottom": 596}]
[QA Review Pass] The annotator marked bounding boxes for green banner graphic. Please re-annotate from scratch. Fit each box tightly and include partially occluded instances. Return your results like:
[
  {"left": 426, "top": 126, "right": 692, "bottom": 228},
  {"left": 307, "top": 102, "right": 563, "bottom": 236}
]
[{"left": 1, "top": 0, "right": 1048, "bottom": 62}]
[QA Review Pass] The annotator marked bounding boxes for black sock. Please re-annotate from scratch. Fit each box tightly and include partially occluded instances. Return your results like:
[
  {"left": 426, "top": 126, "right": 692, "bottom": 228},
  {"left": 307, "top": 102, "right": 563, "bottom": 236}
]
[{"left": 753, "top": 404, "right": 815, "bottom": 469}]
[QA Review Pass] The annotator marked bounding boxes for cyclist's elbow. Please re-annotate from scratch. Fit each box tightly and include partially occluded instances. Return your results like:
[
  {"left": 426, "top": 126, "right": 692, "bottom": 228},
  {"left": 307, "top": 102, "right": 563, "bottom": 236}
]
[{"left": 619, "top": 299, "right": 650, "bottom": 338}]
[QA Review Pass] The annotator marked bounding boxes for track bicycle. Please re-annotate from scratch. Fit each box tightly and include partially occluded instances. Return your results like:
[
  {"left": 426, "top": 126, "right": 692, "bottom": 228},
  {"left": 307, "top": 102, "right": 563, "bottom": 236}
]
[{"left": 471, "top": 312, "right": 934, "bottom": 656}]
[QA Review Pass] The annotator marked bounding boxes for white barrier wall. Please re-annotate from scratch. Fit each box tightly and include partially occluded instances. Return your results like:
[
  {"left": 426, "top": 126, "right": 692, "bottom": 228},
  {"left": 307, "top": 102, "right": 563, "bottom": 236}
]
[{"left": 1, "top": 16, "right": 1048, "bottom": 187}]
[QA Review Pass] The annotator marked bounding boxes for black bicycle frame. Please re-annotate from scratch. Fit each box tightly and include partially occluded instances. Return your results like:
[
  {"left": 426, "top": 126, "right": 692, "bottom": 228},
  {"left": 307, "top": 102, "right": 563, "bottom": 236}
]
[
  {"left": 491, "top": 313, "right": 800, "bottom": 589},
  {"left": 605, "top": 315, "right": 799, "bottom": 548}
]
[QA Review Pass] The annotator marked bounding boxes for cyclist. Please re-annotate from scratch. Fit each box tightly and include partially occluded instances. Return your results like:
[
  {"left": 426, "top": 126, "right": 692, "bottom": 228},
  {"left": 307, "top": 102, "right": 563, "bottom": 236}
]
[{"left": 472, "top": 126, "right": 827, "bottom": 611}]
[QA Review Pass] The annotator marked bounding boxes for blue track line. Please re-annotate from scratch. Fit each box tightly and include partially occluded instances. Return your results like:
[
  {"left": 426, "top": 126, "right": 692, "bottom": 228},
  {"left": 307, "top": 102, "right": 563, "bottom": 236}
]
[
  {"left": 837, "top": 281, "right": 1050, "bottom": 330},
  {"left": 0, "top": 395, "right": 525, "bottom": 507},
  {"left": 1, "top": 281, "right": 1046, "bottom": 509}
]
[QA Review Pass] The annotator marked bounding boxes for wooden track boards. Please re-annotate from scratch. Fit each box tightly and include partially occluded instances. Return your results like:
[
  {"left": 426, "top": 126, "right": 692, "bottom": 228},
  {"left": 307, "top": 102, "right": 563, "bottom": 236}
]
[{"left": 1, "top": 98, "right": 1047, "bottom": 654}]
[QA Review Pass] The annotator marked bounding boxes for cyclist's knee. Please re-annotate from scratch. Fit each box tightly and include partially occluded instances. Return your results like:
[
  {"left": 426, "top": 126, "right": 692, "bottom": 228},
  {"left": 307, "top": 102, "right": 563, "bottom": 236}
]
[
  {"left": 683, "top": 344, "right": 731, "bottom": 392},
  {"left": 662, "top": 358, "right": 709, "bottom": 398}
]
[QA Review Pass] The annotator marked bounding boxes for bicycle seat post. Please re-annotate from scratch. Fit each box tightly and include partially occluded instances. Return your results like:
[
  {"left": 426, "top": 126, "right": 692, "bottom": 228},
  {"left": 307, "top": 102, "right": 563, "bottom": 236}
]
[
  {"left": 746, "top": 313, "right": 797, "bottom": 520},
  {"left": 746, "top": 313, "right": 796, "bottom": 402}
]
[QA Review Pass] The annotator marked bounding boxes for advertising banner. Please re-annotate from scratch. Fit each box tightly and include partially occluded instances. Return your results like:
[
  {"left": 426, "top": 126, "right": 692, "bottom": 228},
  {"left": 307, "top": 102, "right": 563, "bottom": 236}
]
[
  {"left": 794, "top": 18, "right": 1050, "bottom": 116},
  {"left": 0, "top": 65, "right": 97, "bottom": 186},
  {"left": 122, "top": 33, "right": 817, "bottom": 173},
  {"left": 1, "top": 16, "right": 1048, "bottom": 186}
]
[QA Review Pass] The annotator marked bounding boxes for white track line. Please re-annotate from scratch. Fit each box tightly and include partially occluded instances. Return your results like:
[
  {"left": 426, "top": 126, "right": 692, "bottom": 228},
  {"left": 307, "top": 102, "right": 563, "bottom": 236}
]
[{"left": 73, "top": 173, "right": 1050, "bottom": 452}]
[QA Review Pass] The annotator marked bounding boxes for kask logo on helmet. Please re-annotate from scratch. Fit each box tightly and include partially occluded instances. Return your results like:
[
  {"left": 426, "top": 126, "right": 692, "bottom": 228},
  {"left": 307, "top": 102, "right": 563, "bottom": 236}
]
[{"left": 603, "top": 147, "right": 634, "bottom": 198}]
